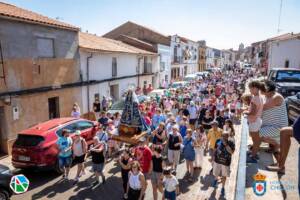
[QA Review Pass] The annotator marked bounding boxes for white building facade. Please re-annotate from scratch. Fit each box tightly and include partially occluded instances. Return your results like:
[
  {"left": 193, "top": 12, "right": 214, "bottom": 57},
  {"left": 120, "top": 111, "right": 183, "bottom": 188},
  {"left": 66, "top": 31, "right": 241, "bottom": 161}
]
[
  {"left": 268, "top": 34, "right": 300, "bottom": 71},
  {"left": 79, "top": 32, "right": 158, "bottom": 113},
  {"left": 157, "top": 44, "right": 171, "bottom": 87},
  {"left": 206, "top": 47, "right": 215, "bottom": 69},
  {"left": 170, "top": 35, "right": 199, "bottom": 80}
]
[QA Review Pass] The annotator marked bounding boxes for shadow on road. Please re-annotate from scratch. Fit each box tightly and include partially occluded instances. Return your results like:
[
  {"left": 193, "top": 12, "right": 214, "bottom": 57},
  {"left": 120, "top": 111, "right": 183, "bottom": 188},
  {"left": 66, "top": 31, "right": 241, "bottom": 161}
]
[
  {"left": 69, "top": 176, "right": 123, "bottom": 200},
  {"left": 179, "top": 168, "right": 202, "bottom": 194}
]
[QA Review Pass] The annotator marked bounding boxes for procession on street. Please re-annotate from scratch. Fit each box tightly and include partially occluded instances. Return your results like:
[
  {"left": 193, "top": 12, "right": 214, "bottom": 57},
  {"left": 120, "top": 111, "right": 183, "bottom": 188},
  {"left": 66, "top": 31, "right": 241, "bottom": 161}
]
[{"left": 1, "top": 1, "right": 300, "bottom": 200}]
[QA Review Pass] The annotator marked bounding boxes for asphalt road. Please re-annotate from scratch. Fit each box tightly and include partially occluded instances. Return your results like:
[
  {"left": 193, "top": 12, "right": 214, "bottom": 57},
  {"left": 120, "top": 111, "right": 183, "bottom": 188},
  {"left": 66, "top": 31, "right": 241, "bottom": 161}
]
[
  {"left": 7, "top": 146, "right": 237, "bottom": 200},
  {"left": 0, "top": 124, "right": 242, "bottom": 200}
]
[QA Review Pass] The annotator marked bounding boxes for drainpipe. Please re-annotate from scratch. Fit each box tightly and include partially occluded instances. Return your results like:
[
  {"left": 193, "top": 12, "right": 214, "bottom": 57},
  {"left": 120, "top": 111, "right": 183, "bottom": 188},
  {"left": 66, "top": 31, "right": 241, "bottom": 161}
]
[
  {"left": 86, "top": 53, "right": 93, "bottom": 112},
  {"left": 137, "top": 55, "right": 142, "bottom": 88}
]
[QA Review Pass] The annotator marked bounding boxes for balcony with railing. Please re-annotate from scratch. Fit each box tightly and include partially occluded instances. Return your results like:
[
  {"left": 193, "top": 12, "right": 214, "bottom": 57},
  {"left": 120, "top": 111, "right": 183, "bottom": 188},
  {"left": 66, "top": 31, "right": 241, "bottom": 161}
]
[{"left": 173, "top": 56, "right": 182, "bottom": 64}]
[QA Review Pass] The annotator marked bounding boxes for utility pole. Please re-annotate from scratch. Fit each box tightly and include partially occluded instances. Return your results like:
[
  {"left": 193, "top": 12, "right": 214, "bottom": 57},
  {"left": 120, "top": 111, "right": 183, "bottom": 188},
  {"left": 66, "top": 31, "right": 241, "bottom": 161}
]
[{"left": 277, "top": 0, "right": 283, "bottom": 33}]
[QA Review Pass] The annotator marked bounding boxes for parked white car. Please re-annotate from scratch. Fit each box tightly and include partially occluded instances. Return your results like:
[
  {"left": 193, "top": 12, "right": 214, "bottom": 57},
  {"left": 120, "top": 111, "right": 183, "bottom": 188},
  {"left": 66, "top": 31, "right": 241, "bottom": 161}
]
[
  {"left": 170, "top": 81, "right": 188, "bottom": 89},
  {"left": 183, "top": 74, "right": 198, "bottom": 82},
  {"left": 148, "top": 89, "right": 165, "bottom": 98}
]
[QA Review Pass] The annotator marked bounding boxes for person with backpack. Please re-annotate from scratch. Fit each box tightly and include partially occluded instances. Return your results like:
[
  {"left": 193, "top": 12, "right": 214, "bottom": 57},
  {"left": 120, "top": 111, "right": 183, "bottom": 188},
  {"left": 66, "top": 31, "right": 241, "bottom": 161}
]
[
  {"left": 212, "top": 131, "right": 235, "bottom": 196},
  {"left": 72, "top": 130, "right": 87, "bottom": 184}
]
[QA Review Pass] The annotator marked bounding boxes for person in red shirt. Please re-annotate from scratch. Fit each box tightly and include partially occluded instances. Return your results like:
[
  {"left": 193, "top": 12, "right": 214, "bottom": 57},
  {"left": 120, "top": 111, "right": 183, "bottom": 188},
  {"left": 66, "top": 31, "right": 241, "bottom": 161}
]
[
  {"left": 134, "top": 137, "right": 153, "bottom": 180},
  {"left": 142, "top": 111, "right": 152, "bottom": 126},
  {"left": 215, "top": 84, "right": 222, "bottom": 97},
  {"left": 147, "top": 84, "right": 153, "bottom": 94}
]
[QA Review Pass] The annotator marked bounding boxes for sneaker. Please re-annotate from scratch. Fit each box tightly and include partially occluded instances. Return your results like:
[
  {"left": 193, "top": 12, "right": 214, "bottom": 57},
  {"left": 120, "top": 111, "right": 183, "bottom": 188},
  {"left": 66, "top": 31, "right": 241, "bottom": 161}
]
[
  {"left": 92, "top": 180, "right": 100, "bottom": 186},
  {"left": 221, "top": 187, "right": 225, "bottom": 196},
  {"left": 212, "top": 179, "right": 218, "bottom": 188},
  {"left": 73, "top": 177, "right": 79, "bottom": 185}
]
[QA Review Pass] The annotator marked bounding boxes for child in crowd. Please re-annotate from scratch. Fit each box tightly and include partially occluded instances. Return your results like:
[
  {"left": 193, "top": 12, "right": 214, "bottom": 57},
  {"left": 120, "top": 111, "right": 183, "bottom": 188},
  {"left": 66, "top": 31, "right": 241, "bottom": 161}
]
[
  {"left": 224, "top": 119, "right": 235, "bottom": 143},
  {"left": 193, "top": 126, "right": 206, "bottom": 169},
  {"left": 245, "top": 81, "right": 264, "bottom": 163},
  {"left": 162, "top": 167, "right": 179, "bottom": 200}
]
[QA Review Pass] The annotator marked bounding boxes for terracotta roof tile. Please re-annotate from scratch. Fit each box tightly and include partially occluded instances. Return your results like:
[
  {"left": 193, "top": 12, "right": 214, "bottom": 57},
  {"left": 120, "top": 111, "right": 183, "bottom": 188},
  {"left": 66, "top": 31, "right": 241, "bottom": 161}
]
[
  {"left": 0, "top": 2, "right": 78, "bottom": 31},
  {"left": 79, "top": 32, "right": 156, "bottom": 55}
]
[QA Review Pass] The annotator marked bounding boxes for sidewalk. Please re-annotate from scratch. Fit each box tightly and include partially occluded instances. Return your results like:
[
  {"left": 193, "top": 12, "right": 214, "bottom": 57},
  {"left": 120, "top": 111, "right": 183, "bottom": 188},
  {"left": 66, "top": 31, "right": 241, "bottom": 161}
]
[{"left": 245, "top": 134, "right": 299, "bottom": 199}]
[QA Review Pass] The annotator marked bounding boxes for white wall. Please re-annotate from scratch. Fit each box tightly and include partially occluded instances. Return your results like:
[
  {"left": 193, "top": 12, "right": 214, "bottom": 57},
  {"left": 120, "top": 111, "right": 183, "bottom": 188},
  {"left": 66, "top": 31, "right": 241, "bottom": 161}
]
[
  {"left": 170, "top": 35, "right": 199, "bottom": 77},
  {"left": 269, "top": 39, "right": 300, "bottom": 70},
  {"left": 80, "top": 51, "right": 139, "bottom": 81},
  {"left": 206, "top": 47, "right": 215, "bottom": 68},
  {"left": 80, "top": 50, "right": 158, "bottom": 112},
  {"left": 158, "top": 44, "right": 171, "bottom": 86}
]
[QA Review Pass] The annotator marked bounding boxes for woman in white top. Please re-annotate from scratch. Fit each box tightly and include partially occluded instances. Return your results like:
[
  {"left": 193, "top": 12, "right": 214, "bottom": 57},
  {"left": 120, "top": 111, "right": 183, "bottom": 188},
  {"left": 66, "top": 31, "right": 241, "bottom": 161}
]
[
  {"left": 126, "top": 161, "right": 146, "bottom": 200},
  {"left": 72, "top": 130, "right": 87, "bottom": 183},
  {"left": 193, "top": 125, "right": 206, "bottom": 169}
]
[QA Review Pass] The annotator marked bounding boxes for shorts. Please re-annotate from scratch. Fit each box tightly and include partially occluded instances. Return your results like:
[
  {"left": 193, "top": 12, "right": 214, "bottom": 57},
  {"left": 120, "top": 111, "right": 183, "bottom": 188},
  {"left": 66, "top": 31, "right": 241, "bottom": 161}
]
[
  {"left": 72, "top": 154, "right": 85, "bottom": 165},
  {"left": 164, "top": 190, "right": 176, "bottom": 200},
  {"left": 144, "top": 172, "right": 151, "bottom": 180},
  {"left": 59, "top": 156, "right": 72, "bottom": 168},
  {"left": 92, "top": 163, "right": 104, "bottom": 173},
  {"left": 249, "top": 118, "right": 262, "bottom": 132},
  {"left": 168, "top": 149, "right": 180, "bottom": 166},
  {"left": 151, "top": 171, "right": 163, "bottom": 185},
  {"left": 213, "top": 162, "right": 230, "bottom": 177}
]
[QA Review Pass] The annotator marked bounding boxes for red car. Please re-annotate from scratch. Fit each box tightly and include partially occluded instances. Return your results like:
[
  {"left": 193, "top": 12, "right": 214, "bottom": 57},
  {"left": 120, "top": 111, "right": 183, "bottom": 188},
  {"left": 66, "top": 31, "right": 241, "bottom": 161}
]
[{"left": 12, "top": 117, "right": 99, "bottom": 172}]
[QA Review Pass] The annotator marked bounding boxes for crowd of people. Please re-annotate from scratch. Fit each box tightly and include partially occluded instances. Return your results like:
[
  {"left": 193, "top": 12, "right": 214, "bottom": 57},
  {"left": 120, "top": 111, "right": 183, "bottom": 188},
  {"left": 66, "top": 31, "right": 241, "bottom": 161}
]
[{"left": 58, "top": 67, "right": 258, "bottom": 199}]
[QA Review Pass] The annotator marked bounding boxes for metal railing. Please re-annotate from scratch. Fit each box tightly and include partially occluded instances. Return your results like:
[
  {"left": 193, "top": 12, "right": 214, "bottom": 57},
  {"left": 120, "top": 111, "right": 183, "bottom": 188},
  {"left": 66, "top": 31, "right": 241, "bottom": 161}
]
[{"left": 173, "top": 56, "right": 182, "bottom": 63}]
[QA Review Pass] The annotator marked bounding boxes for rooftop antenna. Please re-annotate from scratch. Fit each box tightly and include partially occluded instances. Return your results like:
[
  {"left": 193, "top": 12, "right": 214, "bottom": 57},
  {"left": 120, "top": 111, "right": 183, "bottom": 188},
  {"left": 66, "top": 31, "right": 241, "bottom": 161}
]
[
  {"left": 55, "top": 16, "right": 64, "bottom": 21},
  {"left": 277, "top": 0, "right": 283, "bottom": 33}
]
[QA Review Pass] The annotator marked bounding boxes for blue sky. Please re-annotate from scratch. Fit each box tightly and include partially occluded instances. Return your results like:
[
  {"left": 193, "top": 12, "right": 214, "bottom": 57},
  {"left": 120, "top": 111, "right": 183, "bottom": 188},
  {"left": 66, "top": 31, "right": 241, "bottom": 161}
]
[{"left": 3, "top": 0, "right": 300, "bottom": 49}]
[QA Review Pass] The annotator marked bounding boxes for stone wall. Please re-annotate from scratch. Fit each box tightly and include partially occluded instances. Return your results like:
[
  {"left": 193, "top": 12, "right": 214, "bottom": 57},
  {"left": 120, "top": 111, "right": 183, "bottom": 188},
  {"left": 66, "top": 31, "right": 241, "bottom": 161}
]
[{"left": 1, "top": 87, "right": 82, "bottom": 154}]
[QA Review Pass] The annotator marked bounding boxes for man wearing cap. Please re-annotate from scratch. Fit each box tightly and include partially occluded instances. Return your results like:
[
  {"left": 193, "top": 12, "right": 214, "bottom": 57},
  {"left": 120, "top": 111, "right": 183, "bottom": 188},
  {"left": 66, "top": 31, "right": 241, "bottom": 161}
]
[
  {"left": 56, "top": 129, "right": 73, "bottom": 180},
  {"left": 212, "top": 131, "right": 235, "bottom": 196},
  {"left": 206, "top": 121, "right": 222, "bottom": 163}
]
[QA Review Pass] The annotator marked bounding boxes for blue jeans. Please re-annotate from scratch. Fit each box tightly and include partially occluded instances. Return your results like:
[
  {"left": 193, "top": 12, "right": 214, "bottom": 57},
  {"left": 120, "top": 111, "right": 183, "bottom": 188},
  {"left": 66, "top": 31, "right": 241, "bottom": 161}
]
[{"left": 59, "top": 156, "right": 72, "bottom": 168}]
